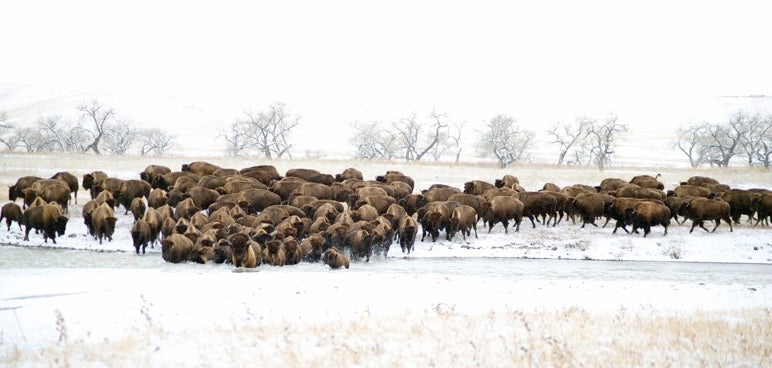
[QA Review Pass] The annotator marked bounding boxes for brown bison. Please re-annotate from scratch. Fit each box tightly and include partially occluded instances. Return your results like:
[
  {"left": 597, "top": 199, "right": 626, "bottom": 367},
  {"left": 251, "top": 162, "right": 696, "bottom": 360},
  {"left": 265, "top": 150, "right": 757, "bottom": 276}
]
[
  {"left": 422, "top": 187, "right": 462, "bottom": 203},
  {"left": 322, "top": 247, "right": 350, "bottom": 269},
  {"left": 22, "top": 204, "right": 68, "bottom": 244},
  {"left": 174, "top": 198, "right": 200, "bottom": 220},
  {"left": 229, "top": 233, "right": 260, "bottom": 268},
  {"left": 569, "top": 193, "right": 606, "bottom": 228},
  {"left": 463, "top": 180, "right": 495, "bottom": 196},
  {"left": 517, "top": 192, "right": 558, "bottom": 228},
  {"left": 181, "top": 161, "right": 221, "bottom": 176},
  {"left": 240, "top": 165, "right": 282, "bottom": 185},
  {"left": 375, "top": 172, "right": 415, "bottom": 192},
  {"left": 599, "top": 178, "right": 633, "bottom": 192},
  {"left": 624, "top": 201, "right": 671, "bottom": 237},
  {"left": 615, "top": 186, "right": 665, "bottom": 201},
  {"left": 301, "top": 233, "right": 326, "bottom": 262},
  {"left": 721, "top": 189, "right": 762, "bottom": 224},
  {"left": 346, "top": 229, "right": 373, "bottom": 262},
  {"left": 147, "top": 188, "right": 168, "bottom": 209},
  {"left": 398, "top": 214, "right": 418, "bottom": 254},
  {"left": 9, "top": 176, "right": 43, "bottom": 205},
  {"left": 140, "top": 164, "right": 171, "bottom": 185},
  {"left": 542, "top": 183, "right": 561, "bottom": 192},
  {"left": 50, "top": 172, "right": 79, "bottom": 204},
  {"left": 751, "top": 194, "right": 772, "bottom": 226},
  {"left": 482, "top": 196, "right": 524, "bottom": 233},
  {"left": 131, "top": 219, "right": 152, "bottom": 254},
  {"left": 663, "top": 196, "right": 692, "bottom": 224},
  {"left": 1, "top": 202, "right": 23, "bottom": 231},
  {"left": 263, "top": 239, "right": 287, "bottom": 266},
  {"left": 161, "top": 233, "right": 207, "bottom": 263},
  {"left": 94, "top": 189, "right": 116, "bottom": 210},
  {"left": 449, "top": 204, "right": 478, "bottom": 241},
  {"left": 129, "top": 197, "right": 146, "bottom": 223},
  {"left": 91, "top": 203, "right": 117, "bottom": 244},
  {"left": 286, "top": 168, "right": 332, "bottom": 185},
  {"left": 671, "top": 185, "right": 713, "bottom": 199},
  {"left": 24, "top": 181, "right": 71, "bottom": 213},
  {"left": 93, "top": 177, "right": 124, "bottom": 198},
  {"left": 114, "top": 180, "right": 151, "bottom": 214},
  {"left": 684, "top": 197, "right": 733, "bottom": 233},
  {"left": 335, "top": 167, "right": 364, "bottom": 182},
  {"left": 684, "top": 176, "right": 719, "bottom": 187},
  {"left": 494, "top": 175, "right": 519, "bottom": 189},
  {"left": 82, "top": 171, "right": 108, "bottom": 199}
]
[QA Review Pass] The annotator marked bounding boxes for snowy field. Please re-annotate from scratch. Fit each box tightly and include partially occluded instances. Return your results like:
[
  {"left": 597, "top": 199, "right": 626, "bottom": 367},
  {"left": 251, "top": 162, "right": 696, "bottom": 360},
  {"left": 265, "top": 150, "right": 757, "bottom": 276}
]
[{"left": 1, "top": 153, "right": 771, "bottom": 366}]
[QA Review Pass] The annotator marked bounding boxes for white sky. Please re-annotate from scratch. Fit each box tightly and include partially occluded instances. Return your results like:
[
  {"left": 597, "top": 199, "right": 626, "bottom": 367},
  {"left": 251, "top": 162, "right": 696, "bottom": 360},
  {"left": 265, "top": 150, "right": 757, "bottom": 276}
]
[
  {"left": 1, "top": 0, "right": 771, "bottom": 160},
  {"left": 3, "top": 0, "right": 770, "bottom": 98}
]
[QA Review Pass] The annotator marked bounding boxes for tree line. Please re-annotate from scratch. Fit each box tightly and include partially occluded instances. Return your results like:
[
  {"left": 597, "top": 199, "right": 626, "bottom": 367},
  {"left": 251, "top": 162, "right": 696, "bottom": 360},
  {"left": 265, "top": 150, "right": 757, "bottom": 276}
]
[
  {"left": 674, "top": 111, "right": 772, "bottom": 168},
  {"left": 0, "top": 101, "right": 175, "bottom": 156},
  {"left": 3, "top": 99, "right": 768, "bottom": 169}
]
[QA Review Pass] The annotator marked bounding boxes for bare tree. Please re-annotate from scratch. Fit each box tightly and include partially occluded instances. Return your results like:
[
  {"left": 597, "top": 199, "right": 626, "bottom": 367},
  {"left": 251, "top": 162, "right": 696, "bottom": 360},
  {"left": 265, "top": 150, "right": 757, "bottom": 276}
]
[
  {"left": 393, "top": 110, "right": 448, "bottom": 161},
  {"left": 221, "top": 103, "right": 298, "bottom": 158},
  {"left": 674, "top": 123, "right": 710, "bottom": 168},
  {"left": 430, "top": 120, "right": 464, "bottom": 163},
  {"left": 0, "top": 113, "right": 17, "bottom": 151},
  {"left": 738, "top": 113, "right": 772, "bottom": 167},
  {"left": 697, "top": 112, "right": 752, "bottom": 167},
  {"left": 584, "top": 114, "right": 627, "bottom": 171},
  {"left": 349, "top": 121, "right": 398, "bottom": 160},
  {"left": 14, "top": 127, "right": 48, "bottom": 152},
  {"left": 547, "top": 117, "right": 590, "bottom": 166},
  {"left": 477, "top": 114, "right": 535, "bottom": 169},
  {"left": 78, "top": 100, "right": 117, "bottom": 155},
  {"left": 101, "top": 121, "right": 138, "bottom": 155},
  {"left": 138, "top": 129, "right": 176, "bottom": 156}
]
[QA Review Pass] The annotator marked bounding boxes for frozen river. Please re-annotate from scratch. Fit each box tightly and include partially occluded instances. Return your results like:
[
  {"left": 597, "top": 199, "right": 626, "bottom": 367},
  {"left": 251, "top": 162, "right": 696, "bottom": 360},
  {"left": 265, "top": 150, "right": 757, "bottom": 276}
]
[{"left": 1, "top": 246, "right": 770, "bottom": 285}]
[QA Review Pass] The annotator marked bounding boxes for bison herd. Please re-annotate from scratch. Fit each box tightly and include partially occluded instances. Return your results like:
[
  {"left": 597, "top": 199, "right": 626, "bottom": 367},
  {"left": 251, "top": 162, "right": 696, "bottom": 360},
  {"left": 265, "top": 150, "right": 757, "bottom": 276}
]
[{"left": 3, "top": 162, "right": 772, "bottom": 269}]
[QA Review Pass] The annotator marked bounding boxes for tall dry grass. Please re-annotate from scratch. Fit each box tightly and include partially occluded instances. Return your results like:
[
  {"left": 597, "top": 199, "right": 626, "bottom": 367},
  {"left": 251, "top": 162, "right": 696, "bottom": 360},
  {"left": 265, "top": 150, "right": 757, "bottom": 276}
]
[{"left": 2, "top": 306, "right": 769, "bottom": 367}]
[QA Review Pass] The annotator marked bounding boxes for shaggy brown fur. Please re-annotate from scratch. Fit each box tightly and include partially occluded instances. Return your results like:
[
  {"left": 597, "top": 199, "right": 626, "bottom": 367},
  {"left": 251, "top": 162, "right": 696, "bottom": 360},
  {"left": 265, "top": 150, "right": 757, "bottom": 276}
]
[{"left": 1, "top": 202, "right": 23, "bottom": 231}]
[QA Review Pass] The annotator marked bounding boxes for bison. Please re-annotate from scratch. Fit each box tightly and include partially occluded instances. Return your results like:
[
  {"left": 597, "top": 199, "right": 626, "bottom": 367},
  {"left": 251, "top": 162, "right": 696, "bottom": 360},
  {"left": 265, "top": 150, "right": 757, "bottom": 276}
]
[
  {"left": 449, "top": 204, "right": 478, "bottom": 241},
  {"left": 131, "top": 219, "right": 152, "bottom": 254},
  {"left": 322, "top": 247, "right": 350, "bottom": 269},
  {"left": 624, "top": 201, "right": 671, "bottom": 237},
  {"left": 91, "top": 203, "right": 117, "bottom": 244},
  {"left": 1, "top": 202, "right": 23, "bottom": 231},
  {"left": 9, "top": 176, "right": 43, "bottom": 205},
  {"left": 684, "top": 197, "right": 733, "bottom": 233},
  {"left": 22, "top": 204, "right": 68, "bottom": 244},
  {"left": 481, "top": 196, "right": 524, "bottom": 233}
]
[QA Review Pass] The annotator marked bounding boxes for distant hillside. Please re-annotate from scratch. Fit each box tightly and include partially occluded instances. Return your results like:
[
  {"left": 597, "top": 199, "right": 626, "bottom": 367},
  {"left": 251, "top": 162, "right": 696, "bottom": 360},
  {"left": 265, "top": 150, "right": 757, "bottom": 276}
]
[{"left": 2, "top": 83, "right": 771, "bottom": 167}]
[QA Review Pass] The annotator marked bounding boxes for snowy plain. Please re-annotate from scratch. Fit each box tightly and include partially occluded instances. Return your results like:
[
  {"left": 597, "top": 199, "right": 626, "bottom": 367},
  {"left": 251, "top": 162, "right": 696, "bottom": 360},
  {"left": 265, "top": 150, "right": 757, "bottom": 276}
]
[{"left": 1, "top": 153, "right": 771, "bottom": 367}]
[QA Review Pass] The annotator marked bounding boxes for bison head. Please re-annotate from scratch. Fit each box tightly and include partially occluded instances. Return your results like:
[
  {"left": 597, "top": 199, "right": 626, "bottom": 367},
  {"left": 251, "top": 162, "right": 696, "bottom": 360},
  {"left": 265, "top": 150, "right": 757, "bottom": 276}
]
[{"left": 54, "top": 215, "right": 69, "bottom": 236}]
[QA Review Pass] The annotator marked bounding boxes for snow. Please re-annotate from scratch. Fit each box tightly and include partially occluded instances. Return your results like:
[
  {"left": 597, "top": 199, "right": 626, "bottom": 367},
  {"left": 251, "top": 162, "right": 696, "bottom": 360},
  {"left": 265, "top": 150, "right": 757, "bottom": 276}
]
[{"left": 1, "top": 154, "right": 771, "bottom": 366}]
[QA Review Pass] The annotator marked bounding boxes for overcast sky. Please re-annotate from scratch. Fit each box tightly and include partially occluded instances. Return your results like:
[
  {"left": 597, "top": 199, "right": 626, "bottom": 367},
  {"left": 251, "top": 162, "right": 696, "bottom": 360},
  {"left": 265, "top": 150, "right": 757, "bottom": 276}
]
[
  {"left": 3, "top": 1, "right": 771, "bottom": 97},
  {"left": 1, "top": 0, "right": 771, "bottom": 157}
]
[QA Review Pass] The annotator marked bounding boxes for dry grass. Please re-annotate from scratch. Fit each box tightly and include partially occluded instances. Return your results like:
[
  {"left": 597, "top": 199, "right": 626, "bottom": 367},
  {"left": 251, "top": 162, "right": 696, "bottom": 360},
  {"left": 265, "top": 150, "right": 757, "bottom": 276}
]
[
  {"left": 2, "top": 307, "right": 770, "bottom": 367},
  {"left": 2, "top": 152, "right": 770, "bottom": 201}
]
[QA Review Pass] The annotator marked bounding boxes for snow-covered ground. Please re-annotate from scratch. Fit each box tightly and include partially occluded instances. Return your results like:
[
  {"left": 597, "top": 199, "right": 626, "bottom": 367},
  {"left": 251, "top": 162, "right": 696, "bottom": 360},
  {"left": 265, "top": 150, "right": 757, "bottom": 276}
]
[{"left": 1, "top": 154, "right": 771, "bottom": 366}]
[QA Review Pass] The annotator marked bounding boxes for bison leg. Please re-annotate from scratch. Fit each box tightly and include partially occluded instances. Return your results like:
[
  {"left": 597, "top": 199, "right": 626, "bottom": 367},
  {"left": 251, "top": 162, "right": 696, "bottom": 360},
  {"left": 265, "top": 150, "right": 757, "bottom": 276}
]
[
  {"left": 689, "top": 221, "right": 698, "bottom": 234},
  {"left": 528, "top": 216, "right": 537, "bottom": 228},
  {"left": 23, "top": 226, "right": 32, "bottom": 241},
  {"left": 710, "top": 219, "right": 720, "bottom": 233},
  {"left": 699, "top": 221, "right": 711, "bottom": 232},
  {"left": 643, "top": 225, "right": 650, "bottom": 237},
  {"left": 473, "top": 223, "right": 478, "bottom": 239}
]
